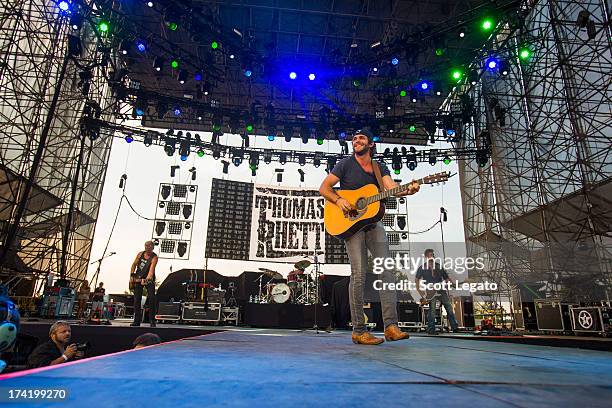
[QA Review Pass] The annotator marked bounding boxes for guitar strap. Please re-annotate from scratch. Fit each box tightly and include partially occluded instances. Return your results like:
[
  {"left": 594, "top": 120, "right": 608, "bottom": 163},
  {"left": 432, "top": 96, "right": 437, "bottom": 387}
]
[{"left": 372, "top": 160, "right": 386, "bottom": 193}]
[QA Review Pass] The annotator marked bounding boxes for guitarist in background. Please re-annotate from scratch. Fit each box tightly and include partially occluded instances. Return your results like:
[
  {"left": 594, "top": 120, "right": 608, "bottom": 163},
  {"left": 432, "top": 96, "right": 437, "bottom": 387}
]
[
  {"left": 319, "top": 129, "right": 419, "bottom": 345},
  {"left": 416, "top": 249, "right": 459, "bottom": 335},
  {"left": 130, "top": 241, "right": 158, "bottom": 327}
]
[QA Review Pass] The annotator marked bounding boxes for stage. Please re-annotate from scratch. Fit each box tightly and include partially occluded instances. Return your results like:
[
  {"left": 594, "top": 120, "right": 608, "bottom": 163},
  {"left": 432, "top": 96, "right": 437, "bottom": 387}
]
[{"left": 1, "top": 328, "right": 611, "bottom": 407}]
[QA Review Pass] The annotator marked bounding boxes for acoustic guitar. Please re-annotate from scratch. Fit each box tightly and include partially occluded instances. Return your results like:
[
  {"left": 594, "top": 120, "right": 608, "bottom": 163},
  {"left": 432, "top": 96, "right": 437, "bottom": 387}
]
[
  {"left": 129, "top": 274, "right": 153, "bottom": 291},
  {"left": 324, "top": 172, "right": 450, "bottom": 239}
]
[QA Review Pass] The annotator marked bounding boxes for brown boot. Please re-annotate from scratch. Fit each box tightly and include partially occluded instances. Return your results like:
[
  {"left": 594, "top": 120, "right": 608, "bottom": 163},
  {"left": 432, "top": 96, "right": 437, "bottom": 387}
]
[
  {"left": 384, "top": 324, "right": 410, "bottom": 341},
  {"left": 351, "top": 331, "right": 384, "bottom": 345}
]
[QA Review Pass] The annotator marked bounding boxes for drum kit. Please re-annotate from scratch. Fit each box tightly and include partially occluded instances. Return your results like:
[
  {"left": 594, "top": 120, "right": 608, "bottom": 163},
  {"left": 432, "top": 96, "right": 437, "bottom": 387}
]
[{"left": 254, "top": 258, "right": 322, "bottom": 305}]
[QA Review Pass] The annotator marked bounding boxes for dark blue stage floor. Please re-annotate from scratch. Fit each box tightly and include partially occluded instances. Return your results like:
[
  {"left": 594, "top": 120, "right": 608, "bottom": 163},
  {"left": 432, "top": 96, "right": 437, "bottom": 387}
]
[{"left": 1, "top": 328, "right": 611, "bottom": 407}]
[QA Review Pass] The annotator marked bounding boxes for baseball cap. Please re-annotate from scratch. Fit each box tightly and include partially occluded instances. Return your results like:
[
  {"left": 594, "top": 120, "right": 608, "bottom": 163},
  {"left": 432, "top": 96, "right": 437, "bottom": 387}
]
[{"left": 354, "top": 128, "right": 375, "bottom": 142}]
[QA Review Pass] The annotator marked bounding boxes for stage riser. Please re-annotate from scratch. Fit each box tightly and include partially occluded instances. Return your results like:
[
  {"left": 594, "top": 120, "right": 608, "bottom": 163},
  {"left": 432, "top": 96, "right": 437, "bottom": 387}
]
[{"left": 244, "top": 303, "right": 331, "bottom": 329}]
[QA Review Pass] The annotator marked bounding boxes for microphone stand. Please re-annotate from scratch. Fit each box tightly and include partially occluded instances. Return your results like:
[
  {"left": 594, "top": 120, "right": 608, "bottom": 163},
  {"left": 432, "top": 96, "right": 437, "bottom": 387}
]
[
  {"left": 90, "top": 252, "right": 116, "bottom": 289},
  {"left": 301, "top": 250, "right": 330, "bottom": 334}
]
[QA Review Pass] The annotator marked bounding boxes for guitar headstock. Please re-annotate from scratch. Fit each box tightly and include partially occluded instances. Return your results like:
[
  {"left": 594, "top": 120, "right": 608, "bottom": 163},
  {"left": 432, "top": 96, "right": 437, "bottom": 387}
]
[{"left": 422, "top": 171, "right": 451, "bottom": 185}]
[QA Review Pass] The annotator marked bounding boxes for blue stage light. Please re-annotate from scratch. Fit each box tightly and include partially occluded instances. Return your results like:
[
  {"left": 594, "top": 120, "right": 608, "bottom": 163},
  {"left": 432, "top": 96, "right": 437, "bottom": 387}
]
[
  {"left": 446, "top": 129, "right": 456, "bottom": 137},
  {"left": 373, "top": 136, "right": 380, "bottom": 142},
  {"left": 125, "top": 134, "right": 133, "bottom": 143},
  {"left": 339, "top": 132, "right": 346, "bottom": 140},
  {"left": 174, "top": 107, "right": 181, "bottom": 116},
  {"left": 180, "top": 155, "right": 188, "bottom": 161},
  {"left": 420, "top": 81, "right": 430, "bottom": 90},
  {"left": 136, "top": 40, "right": 146, "bottom": 52},
  {"left": 194, "top": 71, "right": 202, "bottom": 81},
  {"left": 58, "top": 1, "right": 70, "bottom": 13},
  {"left": 391, "top": 57, "right": 399, "bottom": 65},
  {"left": 135, "top": 108, "right": 145, "bottom": 116},
  {"left": 268, "top": 134, "right": 275, "bottom": 141},
  {"left": 289, "top": 72, "right": 297, "bottom": 79},
  {"left": 244, "top": 69, "right": 252, "bottom": 77},
  {"left": 485, "top": 57, "right": 499, "bottom": 70},
  {"left": 308, "top": 73, "right": 315, "bottom": 80}
]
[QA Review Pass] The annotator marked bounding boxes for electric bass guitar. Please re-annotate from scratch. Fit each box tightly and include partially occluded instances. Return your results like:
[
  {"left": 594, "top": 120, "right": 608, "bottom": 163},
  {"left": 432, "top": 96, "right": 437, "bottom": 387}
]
[{"left": 323, "top": 172, "right": 450, "bottom": 239}]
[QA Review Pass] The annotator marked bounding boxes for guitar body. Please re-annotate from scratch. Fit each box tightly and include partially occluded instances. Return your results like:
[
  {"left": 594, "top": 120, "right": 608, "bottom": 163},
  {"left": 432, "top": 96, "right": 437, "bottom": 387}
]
[{"left": 324, "top": 184, "right": 385, "bottom": 240}]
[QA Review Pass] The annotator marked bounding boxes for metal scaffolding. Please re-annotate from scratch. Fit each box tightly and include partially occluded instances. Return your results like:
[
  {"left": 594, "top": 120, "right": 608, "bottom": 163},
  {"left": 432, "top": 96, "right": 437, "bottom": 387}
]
[
  {"left": 454, "top": 0, "right": 612, "bottom": 322},
  {"left": 0, "top": 1, "right": 115, "bottom": 295}
]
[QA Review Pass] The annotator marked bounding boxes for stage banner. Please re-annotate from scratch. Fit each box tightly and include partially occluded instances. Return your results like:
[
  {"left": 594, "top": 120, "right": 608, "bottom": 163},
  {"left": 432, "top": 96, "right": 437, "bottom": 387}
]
[{"left": 249, "top": 184, "right": 326, "bottom": 263}]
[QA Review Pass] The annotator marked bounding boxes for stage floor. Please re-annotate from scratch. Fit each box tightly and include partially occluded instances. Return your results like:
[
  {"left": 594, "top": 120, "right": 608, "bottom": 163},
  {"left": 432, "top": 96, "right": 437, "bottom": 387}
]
[{"left": 1, "top": 328, "right": 611, "bottom": 407}]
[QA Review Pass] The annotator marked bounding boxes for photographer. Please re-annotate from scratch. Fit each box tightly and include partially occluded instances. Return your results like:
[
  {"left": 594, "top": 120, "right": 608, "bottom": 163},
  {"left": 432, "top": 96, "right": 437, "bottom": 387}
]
[{"left": 27, "top": 321, "right": 85, "bottom": 368}]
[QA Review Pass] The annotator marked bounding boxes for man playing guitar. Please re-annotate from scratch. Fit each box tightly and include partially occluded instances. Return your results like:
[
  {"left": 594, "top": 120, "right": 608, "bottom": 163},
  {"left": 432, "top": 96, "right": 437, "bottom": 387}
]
[
  {"left": 319, "top": 129, "right": 419, "bottom": 345},
  {"left": 130, "top": 240, "right": 158, "bottom": 327},
  {"left": 416, "top": 249, "right": 459, "bottom": 334}
]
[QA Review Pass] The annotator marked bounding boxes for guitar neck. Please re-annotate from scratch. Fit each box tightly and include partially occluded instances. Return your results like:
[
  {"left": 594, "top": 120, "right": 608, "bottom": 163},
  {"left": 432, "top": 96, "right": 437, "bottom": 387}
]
[{"left": 365, "top": 177, "right": 426, "bottom": 205}]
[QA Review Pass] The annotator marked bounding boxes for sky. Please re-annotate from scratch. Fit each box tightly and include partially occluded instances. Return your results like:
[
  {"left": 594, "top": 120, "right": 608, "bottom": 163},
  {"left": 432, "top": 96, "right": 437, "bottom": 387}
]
[{"left": 86, "top": 124, "right": 466, "bottom": 296}]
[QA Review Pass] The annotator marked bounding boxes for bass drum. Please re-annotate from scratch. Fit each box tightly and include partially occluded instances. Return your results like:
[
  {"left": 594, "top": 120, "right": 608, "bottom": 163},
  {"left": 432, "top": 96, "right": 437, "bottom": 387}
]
[{"left": 270, "top": 283, "right": 291, "bottom": 304}]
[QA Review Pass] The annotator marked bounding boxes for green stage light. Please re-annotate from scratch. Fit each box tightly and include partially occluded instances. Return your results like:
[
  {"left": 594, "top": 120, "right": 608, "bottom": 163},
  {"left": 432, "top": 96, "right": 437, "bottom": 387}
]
[
  {"left": 317, "top": 138, "right": 324, "bottom": 145},
  {"left": 171, "top": 59, "right": 179, "bottom": 69},
  {"left": 451, "top": 69, "right": 463, "bottom": 81},
  {"left": 519, "top": 47, "right": 532, "bottom": 61},
  {"left": 394, "top": 169, "right": 401, "bottom": 175},
  {"left": 481, "top": 18, "right": 494, "bottom": 31},
  {"left": 197, "top": 149, "right": 205, "bottom": 157},
  {"left": 409, "top": 125, "right": 416, "bottom": 132},
  {"left": 435, "top": 48, "right": 445, "bottom": 56},
  {"left": 246, "top": 124, "right": 253, "bottom": 132},
  {"left": 443, "top": 155, "right": 451, "bottom": 165},
  {"left": 212, "top": 124, "right": 221, "bottom": 132},
  {"left": 98, "top": 21, "right": 109, "bottom": 33},
  {"left": 211, "top": 41, "right": 219, "bottom": 49},
  {"left": 400, "top": 90, "right": 407, "bottom": 97},
  {"left": 167, "top": 22, "right": 178, "bottom": 31}
]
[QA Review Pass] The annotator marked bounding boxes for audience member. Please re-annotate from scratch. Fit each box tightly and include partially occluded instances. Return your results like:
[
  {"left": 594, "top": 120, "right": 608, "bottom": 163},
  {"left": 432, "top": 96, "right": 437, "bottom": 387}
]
[
  {"left": 27, "top": 321, "right": 83, "bottom": 368},
  {"left": 133, "top": 333, "right": 161, "bottom": 349}
]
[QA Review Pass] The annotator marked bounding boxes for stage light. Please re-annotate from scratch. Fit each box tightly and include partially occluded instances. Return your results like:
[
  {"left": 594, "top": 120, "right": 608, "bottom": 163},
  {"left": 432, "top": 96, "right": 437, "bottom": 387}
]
[
  {"left": 246, "top": 124, "right": 254, "bottom": 132},
  {"left": 144, "top": 133, "right": 153, "bottom": 146},
  {"left": 221, "top": 160, "right": 229, "bottom": 173},
  {"left": 459, "top": 31, "right": 465, "bottom": 38},
  {"left": 264, "top": 150, "right": 272, "bottom": 164},
  {"left": 171, "top": 59, "right": 179, "bottom": 69},
  {"left": 476, "top": 149, "right": 489, "bottom": 167},
  {"left": 70, "top": 13, "right": 82, "bottom": 30},
  {"left": 298, "top": 154, "right": 306, "bottom": 166},
  {"left": 177, "top": 242, "right": 188, "bottom": 257},
  {"left": 481, "top": 18, "right": 494, "bottom": 32},
  {"left": 244, "top": 69, "right": 252, "bottom": 77},
  {"left": 182, "top": 204, "right": 192, "bottom": 219},
  {"left": 313, "top": 155, "right": 321, "bottom": 167},
  {"left": 409, "top": 125, "right": 416, "bottom": 132},
  {"left": 443, "top": 155, "right": 451, "bottom": 165},
  {"left": 391, "top": 57, "right": 399, "bottom": 65},
  {"left": 58, "top": 1, "right": 70, "bottom": 13},
  {"left": 174, "top": 106, "right": 181, "bottom": 116},
  {"left": 392, "top": 154, "right": 402, "bottom": 175},
  {"left": 352, "top": 79, "right": 361, "bottom": 87},
  {"left": 155, "top": 222, "right": 165, "bottom": 236},
  {"left": 136, "top": 40, "right": 146, "bottom": 52},
  {"left": 153, "top": 56, "right": 163, "bottom": 72},
  {"left": 268, "top": 134, "right": 275, "bottom": 141},
  {"left": 429, "top": 151, "right": 437, "bottom": 166},
  {"left": 229, "top": 54, "right": 235, "bottom": 59},
  {"left": 98, "top": 20, "right": 110, "bottom": 33},
  {"left": 147, "top": 1, "right": 154, "bottom": 7},
  {"left": 167, "top": 22, "right": 178, "bottom": 31},
  {"left": 399, "top": 90, "right": 407, "bottom": 97},
  {"left": 124, "top": 134, "right": 133, "bottom": 143},
  {"left": 211, "top": 41, "right": 219, "bottom": 49},
  {"left": 178, "top": 69, "right": 188, "bottom": 84},
  {"left": 164, "top": 139, "right": 176, "bottom": 156},
  {"left": 339, "top": 131, "right": 347, "bottom": 140},
  {"left": 289, "top": 72, "right": 297, "bottom": 79},
  {"left": 194, "top": 71, "right": 202, "bottom": 81},
  {"left": 485, "top": 57, "right": 499, "bottom": 70},
  {"left": 451, "top": 69, "right": 463, "bottom": 81},
  {"left": 519, "top": 47, "right": 531, "bottom": 61},
  {"left": 308, "top": 73, "right": 316, "bottom": 80},
  {"left": 279, "top": 152, "right": 287, "bottom": 164},
  {"left": 317, "top": 137, "right": 324, "bottom": 145},
  {"left": 420, "top": 81, "right": 430, "bottom": 90},
  {"left": 213, "top": 148, "right": 221, "bottom": 160},
  {"left": 179, "top": 139, "right": 190, "bottom": 160},
  {"left": 197, "top": 149, "right": 204, "bottom": 157},
  {"left": 232, "top": 150, "right": 243, "bottom": 166},
  {"left": 180, "top": 155, "right": 188, "bottom": 161},
  {"left": 446, "top": 129, "right": 456, "bottom": 137},
  {"left": 435, "top": 47, "right": 445, "bottom": 56}
]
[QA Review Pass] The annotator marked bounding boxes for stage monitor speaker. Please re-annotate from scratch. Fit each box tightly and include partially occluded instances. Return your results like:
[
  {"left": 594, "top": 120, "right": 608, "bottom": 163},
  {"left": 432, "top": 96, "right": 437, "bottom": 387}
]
[
  {"left": 535, "top": 299, "right": 573, "bottom": 331},
  {"left": 570, "top": 306, "right": 611, "bottom": 334},
  {"left": 397, "top": 302, "right": 421, "bottom": 324},
  {"left": 156, "top": 302, "right": 182, "bottom": 321},
  {"left": 451, "top": 296, "right": 475, "bottom": 328}
]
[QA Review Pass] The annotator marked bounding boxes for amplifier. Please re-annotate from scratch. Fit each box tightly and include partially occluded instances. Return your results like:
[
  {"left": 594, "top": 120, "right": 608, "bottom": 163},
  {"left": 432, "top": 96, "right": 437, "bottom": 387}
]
[
  {"left": 452, "top": 296, "right": 475, "bottom": 328},
  {"left": 535, "top": 299, "right": 573, "bottom": 331},
  {"left": 156, "top": 302, "right": 182, "bottom": 321},
  {"left": 421, "top": 306, "right": 442, "bottom": 328},
  {"left": 397, "top": 302, "right": 421, "bottom": 326},
  {"left": 570, "top": 306, "right": 612, "bottom": 334},
  {"left": 182, "top": 302, "right": 221, "bottom": 322}
]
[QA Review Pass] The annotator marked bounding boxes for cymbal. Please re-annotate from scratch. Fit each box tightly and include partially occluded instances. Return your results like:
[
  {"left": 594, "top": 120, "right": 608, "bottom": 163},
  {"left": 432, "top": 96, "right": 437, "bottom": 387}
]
[
  {"left": 294, "top": 260, "right": 311, "bottom": 270},
  {"left": 259, "top": 268, "right": 283, "bottom": 280}
]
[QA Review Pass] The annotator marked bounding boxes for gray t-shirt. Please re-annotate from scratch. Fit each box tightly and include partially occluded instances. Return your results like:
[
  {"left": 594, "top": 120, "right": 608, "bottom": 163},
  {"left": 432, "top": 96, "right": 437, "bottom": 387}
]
[{"left": 331, "top": 155, "right": 391, "bottom": 190}]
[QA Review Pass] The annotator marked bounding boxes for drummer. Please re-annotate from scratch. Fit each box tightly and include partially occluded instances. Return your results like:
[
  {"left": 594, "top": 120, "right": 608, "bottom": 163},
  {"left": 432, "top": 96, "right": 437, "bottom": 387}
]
[{"left": 287, "top": 260, "right": 310, "bottom": 285}]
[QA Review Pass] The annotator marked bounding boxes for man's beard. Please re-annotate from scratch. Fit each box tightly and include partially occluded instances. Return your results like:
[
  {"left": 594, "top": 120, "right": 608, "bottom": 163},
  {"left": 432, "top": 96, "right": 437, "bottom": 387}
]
[{"left": 354, "top": 144, "right": 370, "bottom": 156}]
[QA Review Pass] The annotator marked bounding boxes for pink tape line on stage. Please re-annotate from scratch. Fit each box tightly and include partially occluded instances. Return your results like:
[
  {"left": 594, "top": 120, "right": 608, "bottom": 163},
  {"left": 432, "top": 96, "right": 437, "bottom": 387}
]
[{"left": 0, "top": 332, "right": 218, "bottom": 380}]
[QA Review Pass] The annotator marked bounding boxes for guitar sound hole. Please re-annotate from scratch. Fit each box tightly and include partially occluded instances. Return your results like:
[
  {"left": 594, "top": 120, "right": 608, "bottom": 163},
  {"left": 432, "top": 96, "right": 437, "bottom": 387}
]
[{"left": 355, "top": 198, "right": 367, "bottom": 211}]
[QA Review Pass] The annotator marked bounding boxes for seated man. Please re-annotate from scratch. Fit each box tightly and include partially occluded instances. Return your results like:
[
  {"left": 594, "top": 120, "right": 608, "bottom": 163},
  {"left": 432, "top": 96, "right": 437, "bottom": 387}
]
[
  {"left": 27, "top": 321, "right": 83, "bottom": 368},
  {"left": 133, "top": 333, "right": 161, "bottom": 349}
]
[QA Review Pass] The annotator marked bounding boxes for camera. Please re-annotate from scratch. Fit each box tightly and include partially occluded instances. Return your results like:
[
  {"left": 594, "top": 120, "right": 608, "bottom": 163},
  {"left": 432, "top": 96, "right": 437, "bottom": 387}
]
[{"left": 75, "top": 341, "right": 90, "bottom": 352}]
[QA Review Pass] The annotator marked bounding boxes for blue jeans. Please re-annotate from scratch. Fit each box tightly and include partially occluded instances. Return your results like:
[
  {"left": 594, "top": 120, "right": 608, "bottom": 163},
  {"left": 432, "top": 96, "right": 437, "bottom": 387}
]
[
  {"left": 344, "top": 222, "right": 398, "bottom": 333},
  {"left": 427, "top": 291, "right": 459, "bottom": 332}
]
